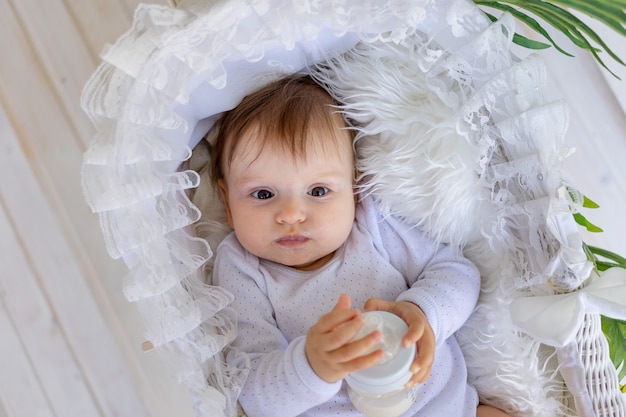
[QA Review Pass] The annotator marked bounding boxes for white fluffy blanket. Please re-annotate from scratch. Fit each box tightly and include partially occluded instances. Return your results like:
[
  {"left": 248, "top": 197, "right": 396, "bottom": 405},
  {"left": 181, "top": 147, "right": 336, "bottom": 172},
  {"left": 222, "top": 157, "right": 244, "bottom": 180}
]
[{"left": 309, "top": 38, "right": 586, "bottom": 416}]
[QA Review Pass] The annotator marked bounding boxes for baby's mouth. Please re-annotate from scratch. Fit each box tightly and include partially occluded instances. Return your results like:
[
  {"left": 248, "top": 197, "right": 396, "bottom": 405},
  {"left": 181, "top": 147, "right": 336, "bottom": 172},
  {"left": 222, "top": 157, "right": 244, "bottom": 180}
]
[{"left": 275, "top": 234, "right": 310, "bottom": 247}]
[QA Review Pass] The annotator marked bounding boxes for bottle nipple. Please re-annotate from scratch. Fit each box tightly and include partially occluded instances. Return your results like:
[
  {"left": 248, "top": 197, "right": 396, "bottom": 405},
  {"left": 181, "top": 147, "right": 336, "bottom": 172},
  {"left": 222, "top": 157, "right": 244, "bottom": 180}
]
[{"left": 355, "top": 312, "right": 401, "bottom": 364}]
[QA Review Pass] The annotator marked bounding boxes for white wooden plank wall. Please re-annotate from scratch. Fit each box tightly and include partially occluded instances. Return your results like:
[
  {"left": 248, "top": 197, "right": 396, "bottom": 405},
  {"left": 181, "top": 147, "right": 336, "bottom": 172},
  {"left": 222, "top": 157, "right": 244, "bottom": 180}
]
[
  {"left": 0, "top": 1, "right": 193, "bottom": 417},
  {"left": 538, "top": 27, "right": 626, "bottom": 255},
  {"left": 0, "top": 2, "right": 624, "bottom": 417}
]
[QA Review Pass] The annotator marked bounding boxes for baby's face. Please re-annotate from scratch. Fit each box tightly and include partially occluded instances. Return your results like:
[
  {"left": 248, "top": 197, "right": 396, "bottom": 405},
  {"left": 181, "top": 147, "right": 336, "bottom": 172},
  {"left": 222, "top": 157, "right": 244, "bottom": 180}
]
[{"left": 219, "top": 128, "right": 355, "bottom": 271}]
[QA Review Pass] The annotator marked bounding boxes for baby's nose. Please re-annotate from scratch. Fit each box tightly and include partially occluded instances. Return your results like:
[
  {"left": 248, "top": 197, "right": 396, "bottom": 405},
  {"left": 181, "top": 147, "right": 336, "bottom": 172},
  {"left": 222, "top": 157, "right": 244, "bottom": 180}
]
[{"left": 276, "top": 198, "right": 306, "bottom": 224}]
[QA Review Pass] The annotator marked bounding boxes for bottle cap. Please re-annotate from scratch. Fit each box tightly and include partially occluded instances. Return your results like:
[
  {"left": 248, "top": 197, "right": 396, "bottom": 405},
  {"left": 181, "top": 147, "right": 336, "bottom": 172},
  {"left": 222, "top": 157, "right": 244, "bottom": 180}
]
[{"left": 346, "top": 311, "right": 415, "bottom": 394}]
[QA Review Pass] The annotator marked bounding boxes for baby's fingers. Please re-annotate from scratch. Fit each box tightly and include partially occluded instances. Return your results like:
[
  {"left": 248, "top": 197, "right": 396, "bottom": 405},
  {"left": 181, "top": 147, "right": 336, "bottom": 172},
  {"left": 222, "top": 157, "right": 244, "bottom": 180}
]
[
  {"left": 332, "top": 293, "right": 352, "bottom": 311},
  {"left": 324, "top": 314, "right": 365, "bottom": 350},
  {"left": 341, "top": 345, "right": 385, "bottom": 372},
  {"left": 408, "top": 335, "right": 435, "bottom": 385},
  {"left": 308, "top": 308, "right": 363, "bottom": 350},
  {"left": 332, "top": 329, "right": 382, "bottom": 363},
  {"left": 316, "top": 293, "right": 359, "bottom": 335},
  {"left": 321, "top": 330, "right": 384, "bottom": 377},
  {"left": 316, "top": 307, "right": 360, "bottom": 331}
]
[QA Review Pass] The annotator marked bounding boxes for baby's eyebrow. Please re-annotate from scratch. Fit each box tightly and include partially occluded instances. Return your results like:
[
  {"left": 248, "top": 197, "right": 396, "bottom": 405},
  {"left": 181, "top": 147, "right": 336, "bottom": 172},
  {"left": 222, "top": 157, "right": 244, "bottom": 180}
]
[
  {"left": 310, "top": 168, "right": 349, "bottom": 179},
  {"left": 232, "top": 177, "right": 264, "bottom": 189}
]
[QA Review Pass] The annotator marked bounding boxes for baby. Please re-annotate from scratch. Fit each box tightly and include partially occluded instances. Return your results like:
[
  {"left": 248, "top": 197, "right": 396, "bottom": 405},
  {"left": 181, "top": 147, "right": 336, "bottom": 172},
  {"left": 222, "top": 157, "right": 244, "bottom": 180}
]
[{"left": 211, "top": 74, "right": 509, "bottom": 417}]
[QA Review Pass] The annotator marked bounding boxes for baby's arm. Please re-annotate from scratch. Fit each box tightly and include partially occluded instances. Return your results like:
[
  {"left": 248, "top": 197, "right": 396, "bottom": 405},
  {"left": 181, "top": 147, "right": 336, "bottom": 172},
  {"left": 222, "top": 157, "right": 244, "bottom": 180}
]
[
  {"left": 213, "top": 241, "right": 335, "bottom": 416},
  {"left": 357, "top": 197, "right": 480, "bottom": 386},
  {"left": 383, "top": 242, "right": 479, "bottom": 387}
]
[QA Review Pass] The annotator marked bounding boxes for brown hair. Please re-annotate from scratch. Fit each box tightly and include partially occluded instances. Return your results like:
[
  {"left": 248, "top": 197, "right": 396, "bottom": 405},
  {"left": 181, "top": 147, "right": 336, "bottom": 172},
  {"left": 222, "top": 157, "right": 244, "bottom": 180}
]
[{"left": 210, "top": 74, "right": 352, "bottom": 185}]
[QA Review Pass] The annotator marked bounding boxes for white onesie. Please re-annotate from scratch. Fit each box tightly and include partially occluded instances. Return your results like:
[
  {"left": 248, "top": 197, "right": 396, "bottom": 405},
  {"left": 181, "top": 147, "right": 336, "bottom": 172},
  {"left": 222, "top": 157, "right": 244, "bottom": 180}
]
[{"left": 213, "top": 196, "right": 480, "bottom": 417}]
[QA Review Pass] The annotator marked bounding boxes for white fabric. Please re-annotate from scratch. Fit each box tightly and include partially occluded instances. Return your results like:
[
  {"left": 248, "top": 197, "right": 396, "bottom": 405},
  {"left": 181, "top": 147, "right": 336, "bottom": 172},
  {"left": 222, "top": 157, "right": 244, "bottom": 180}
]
[
  {"left": 310, "top": 30, "right": 593, "bottom": 417},
  {"left": 510, "top": 267, "right": 626, "bottom": 417},
  {"left": 511, "top": 267, "right": 626, "bottom": 348},
  {"left": 79, "top": 0, "right": 626, "bottom": 416},
  {"left": 556, "top": 342, "right": 596, "bottom": 417},
  {"left": 212, "top": 196, "right": 480, "bottom": 417}
]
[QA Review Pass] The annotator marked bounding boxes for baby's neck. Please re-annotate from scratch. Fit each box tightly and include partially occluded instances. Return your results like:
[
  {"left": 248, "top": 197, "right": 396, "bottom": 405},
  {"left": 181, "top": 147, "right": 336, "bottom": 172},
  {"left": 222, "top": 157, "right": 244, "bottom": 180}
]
[{"left": 291, "top": 251, "right": 336, "bottom": 271}]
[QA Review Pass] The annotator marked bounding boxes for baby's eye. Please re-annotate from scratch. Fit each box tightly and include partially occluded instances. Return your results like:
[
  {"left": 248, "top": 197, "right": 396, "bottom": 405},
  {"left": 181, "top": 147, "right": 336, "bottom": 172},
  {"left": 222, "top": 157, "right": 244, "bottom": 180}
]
[
  {"left": 308, "top": 186, "right": 329, "bottom": 197},
  {"left": 251, "top": 189, "right": 274, "bottom": 200}
]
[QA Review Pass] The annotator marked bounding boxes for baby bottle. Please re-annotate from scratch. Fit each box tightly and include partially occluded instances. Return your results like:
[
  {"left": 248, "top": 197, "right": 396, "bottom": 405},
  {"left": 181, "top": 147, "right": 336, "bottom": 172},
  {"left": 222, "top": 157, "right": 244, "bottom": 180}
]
[{"left": 346, "top": 311, "right": 417, "bottom": 417}]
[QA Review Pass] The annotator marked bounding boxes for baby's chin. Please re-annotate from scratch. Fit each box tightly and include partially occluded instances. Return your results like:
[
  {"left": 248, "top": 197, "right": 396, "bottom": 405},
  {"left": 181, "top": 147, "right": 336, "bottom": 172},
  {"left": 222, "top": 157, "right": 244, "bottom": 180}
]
[
  {"left": 288, "top": 252, "right": 336, "bottom": 271},
  {"left": 254, "top": 248, "right": 335, "bottom": 272}
]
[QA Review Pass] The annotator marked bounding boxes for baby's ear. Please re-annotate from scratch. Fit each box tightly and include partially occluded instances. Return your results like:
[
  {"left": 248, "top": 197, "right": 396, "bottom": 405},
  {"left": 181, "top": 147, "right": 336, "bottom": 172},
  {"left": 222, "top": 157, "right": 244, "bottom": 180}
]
[{"left": 217, "top": 180, "right": 234, "bottom": 228}]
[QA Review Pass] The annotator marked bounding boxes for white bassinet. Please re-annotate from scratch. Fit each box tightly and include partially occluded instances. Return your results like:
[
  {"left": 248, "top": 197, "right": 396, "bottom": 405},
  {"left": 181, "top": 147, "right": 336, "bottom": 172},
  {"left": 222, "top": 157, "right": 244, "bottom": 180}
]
[{"left": 80, "top": 0, "right": 626, "bottom": 416}]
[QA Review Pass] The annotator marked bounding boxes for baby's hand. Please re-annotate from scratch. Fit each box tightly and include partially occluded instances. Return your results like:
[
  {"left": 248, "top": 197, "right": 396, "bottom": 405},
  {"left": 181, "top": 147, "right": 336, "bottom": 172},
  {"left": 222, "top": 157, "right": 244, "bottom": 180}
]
[
  {"left": 305, "top": 294, "right": 385, "bottom": 383},
  {"left": 363, "top": 298, "right": 435, "bottom": 387}
]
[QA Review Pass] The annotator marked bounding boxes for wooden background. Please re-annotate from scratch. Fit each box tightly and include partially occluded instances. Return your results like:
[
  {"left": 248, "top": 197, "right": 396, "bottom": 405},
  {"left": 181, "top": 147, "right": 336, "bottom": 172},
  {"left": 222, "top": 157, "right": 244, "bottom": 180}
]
[
  {"left": 0, "top": 1, "right": 624, "bottom": 417},
  {"left": 0, "top": 1, "right": 195, "bottom": 416}
]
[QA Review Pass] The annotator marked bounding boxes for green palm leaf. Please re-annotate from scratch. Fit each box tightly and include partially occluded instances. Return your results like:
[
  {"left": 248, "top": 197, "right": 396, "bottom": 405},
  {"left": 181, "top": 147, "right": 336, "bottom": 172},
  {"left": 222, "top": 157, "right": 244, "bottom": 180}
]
[
  {"left": 587, "top": 249, "right": 626, "bottom": 391},
  {"left": 475, "top": 0, "right": 626, "bottom": 78},
  {"left": 584, "top": 242, "right": 626, "bottom": 391},
  {"left": 601, "top": 316, "right": 626, "bottom": 387}
]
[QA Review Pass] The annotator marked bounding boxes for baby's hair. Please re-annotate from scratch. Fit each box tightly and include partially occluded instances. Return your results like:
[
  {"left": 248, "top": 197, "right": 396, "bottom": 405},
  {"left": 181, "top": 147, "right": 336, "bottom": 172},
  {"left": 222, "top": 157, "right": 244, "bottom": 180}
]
[{"left": 210, "top": 74, "right": 352, "bottom": 185}]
